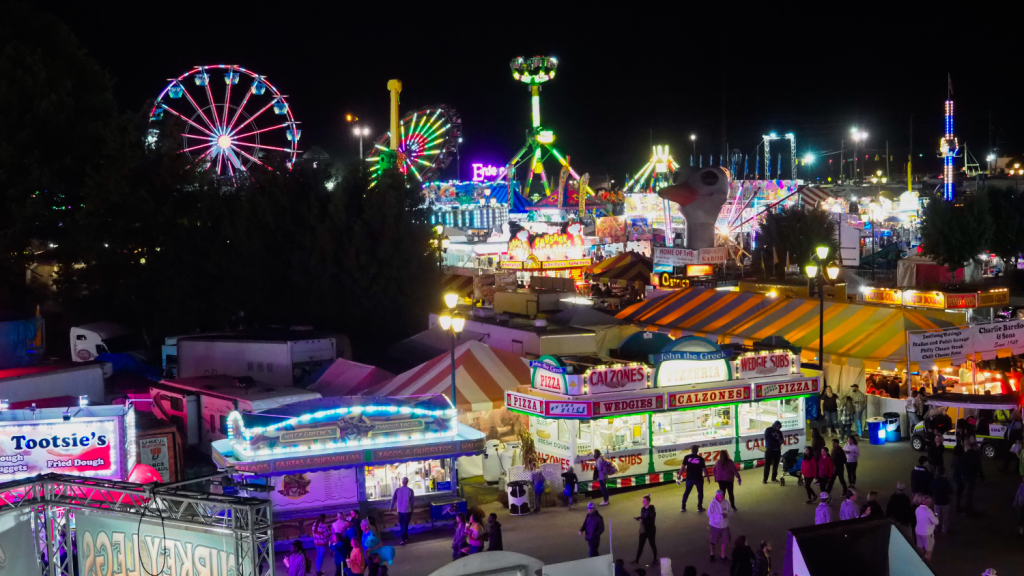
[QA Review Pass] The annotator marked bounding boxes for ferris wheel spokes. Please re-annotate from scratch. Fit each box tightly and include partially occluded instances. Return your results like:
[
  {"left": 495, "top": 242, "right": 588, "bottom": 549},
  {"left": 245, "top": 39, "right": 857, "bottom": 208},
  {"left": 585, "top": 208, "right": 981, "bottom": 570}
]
[
  {"left": 231, "top": 122, "right": 292, "bottom": 140},
  {"left": 232, "top": 146, "right": 273, "bottom": 171},
  {"left": 229, "top": 99, "right": 278, "bottom": 137},
  {"left": 174, "top": 81, "right": 218, "bottom": 134},
  {"left": 204, "top": 75, "right": 221, "bottom": 130},
  {"left": 160, "top": 104, "right": 216, "bottom": 138},
  {"left": 226, "top": 81, "right": 256, "bottom": 132},
  {"left": 229, "top": 141, "right": 296, "bottom": 153}
]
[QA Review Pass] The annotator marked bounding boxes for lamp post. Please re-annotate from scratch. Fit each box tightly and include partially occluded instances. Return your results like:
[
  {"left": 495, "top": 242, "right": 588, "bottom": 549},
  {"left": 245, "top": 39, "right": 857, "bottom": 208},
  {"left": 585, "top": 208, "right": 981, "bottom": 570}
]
[
  {"left": 850, "top": 128, "right": 868, "bottom": 183},
  {"left": 806, "top": 246, "right": 841, "bottom": 391},
  {"left": 430, "top": 225, "right": 450, "bottom": 272},
  {"left": 690, "top": 134, "right": 696, "bottom": 166},
  {"left": 353, "top": 126, "right": 371, "bottom": 159},
  {"left": 438, "top": 294, "right": 465, "bottom": 411},
  {"left": 457, "top": 137, "right": 463, "bottom": 181}
]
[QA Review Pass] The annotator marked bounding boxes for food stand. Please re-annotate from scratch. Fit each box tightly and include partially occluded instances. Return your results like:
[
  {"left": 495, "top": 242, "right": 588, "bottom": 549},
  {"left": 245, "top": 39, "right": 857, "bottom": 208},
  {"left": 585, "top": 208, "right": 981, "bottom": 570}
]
[
  {"left": 507, "top": 337, "right": 820, "bottom": 489},
  {"left": 211, "top": 395, "right": 486, "bottom": 540}
]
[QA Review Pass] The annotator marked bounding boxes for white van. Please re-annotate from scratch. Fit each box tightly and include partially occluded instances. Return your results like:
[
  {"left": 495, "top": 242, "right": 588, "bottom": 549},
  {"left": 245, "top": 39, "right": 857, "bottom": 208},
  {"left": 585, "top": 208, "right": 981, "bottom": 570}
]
[{"left": 70, "top": 322, "right": 147, "bottom": 362}]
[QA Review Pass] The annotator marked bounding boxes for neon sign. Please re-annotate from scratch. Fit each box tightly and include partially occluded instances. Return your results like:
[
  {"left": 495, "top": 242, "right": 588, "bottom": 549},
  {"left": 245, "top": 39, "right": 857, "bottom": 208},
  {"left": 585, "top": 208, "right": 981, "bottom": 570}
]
[{"left": 472, "top": 164, "right": 507, "bottom": 181}]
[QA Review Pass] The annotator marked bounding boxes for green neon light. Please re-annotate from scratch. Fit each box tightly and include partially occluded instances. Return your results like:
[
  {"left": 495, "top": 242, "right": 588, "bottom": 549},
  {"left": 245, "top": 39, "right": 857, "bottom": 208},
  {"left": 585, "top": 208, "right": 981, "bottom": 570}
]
[{"left": 531, "top": 93, "right": 540, "bottom": 128}]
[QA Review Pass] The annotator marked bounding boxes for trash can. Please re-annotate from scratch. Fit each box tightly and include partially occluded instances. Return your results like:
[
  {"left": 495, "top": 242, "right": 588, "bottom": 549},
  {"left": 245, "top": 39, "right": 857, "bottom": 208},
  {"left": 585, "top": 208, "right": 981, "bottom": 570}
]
[
  {"left": 867, "top": 417, "right": 887, "bottom": 445},
  {"left": 507, "top": 480, "right": 531, "bottom": 515},
  {"left": 883, "top": 411, "right": 901, "bottom": 442}
]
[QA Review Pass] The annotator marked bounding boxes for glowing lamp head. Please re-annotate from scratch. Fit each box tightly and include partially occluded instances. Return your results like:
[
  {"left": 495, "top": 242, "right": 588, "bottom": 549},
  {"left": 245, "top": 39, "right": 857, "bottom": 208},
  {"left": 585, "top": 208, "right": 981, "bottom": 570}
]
[
  {"left": 803, "top": 154, "right": 815, "bottom": 164},
  {"left": 451, "top": 313, "right": 466, "bottom": 334},
  {"left": 815, "top": 245, "right": 830, "bottom": 260},
  {"left": 826, "top": 263, "right": 841, "bottom": 280},
  {"left": 805, "top": 263, "right": 819, "bottom": 278},
  {"left": 444, "top": 293, "right": 459, "bottom": 309},
  {"left": 438, "top": 313, "right": 452, "bottom": 331},
  {"left": 217, "top": 135, "right": 232, "bottom": 149}
]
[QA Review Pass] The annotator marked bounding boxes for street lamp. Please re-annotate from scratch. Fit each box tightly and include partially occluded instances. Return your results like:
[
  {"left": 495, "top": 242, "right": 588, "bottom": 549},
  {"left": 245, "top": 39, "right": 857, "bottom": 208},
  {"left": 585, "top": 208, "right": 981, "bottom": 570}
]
[
  {"left": 850, "top": 128, "right": 868, "bottom": 183},
  {"left": 438, "top": 295, "right": 465, "bottom": 411},
  {"left": 690, "top": 134, "right": 696, "bottom": 166},
  {"left": 353, "top": 126, "right": 371, "bottom": 159},
  {"left": 457, "top": 137, "right": 463, "bottom": 180},
  {"left": 806, "top": 245, "right": 841, "bottom": 391},
  {"left": 430, "top": 225, "right": 450, "bottom": 272}
]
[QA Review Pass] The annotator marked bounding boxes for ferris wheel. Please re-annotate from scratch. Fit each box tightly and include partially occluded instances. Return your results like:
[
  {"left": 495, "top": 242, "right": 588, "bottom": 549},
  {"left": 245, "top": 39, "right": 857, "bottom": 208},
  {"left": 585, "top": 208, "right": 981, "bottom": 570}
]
[
  {"left": 148, "top": 65, "right": 300, "bottom": 177},
  {"left": 366, "top": 105, "right": 461, "bottom": 186}
]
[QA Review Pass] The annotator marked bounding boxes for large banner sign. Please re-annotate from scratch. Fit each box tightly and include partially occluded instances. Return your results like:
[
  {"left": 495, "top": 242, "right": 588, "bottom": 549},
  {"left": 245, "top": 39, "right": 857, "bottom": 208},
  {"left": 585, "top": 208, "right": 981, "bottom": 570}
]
[
  {"left": 908, "top": 321, "right": 1024, "bottom": 365},
  {"left": 0, "top": 509, "right": 39, "bottom": 574},
  {"left": 0, "top": 416, "right": 123, "bottom": 481},
  {"left": 77, "top": 514, "right": 240, "bottom": 576}
]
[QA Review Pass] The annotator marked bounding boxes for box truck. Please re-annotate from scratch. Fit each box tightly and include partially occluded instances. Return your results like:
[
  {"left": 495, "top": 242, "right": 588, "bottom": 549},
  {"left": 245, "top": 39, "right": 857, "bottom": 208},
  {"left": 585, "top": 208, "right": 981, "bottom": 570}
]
[{"left": 176, "top": 331, "right": 342, "bottom": 387}]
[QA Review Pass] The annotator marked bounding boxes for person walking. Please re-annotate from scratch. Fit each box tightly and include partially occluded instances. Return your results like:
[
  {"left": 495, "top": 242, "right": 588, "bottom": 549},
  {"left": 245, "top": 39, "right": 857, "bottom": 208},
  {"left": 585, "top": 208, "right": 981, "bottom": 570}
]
[
  {"left": 860, "top": 491, "right": 883, "bottom": 518},
  {"left": 838, "top": 396, "right": 856, "bottom": 442},
  {"left": 884, "top": 479, "right": 917, "bottom": 537},
  {"left": 827, "top": 439, "right": 848, "bottom": 493},
  {"left": 930, "top": 467, "right": 952, "bottom": 533},
  {"left": 810, "top": 428, "right": 826, "bottom": 456},
  {"left": 752, "top": 541, "right": 772, "bottom": 576},
  {"left": 915, "top": 496, "right": 939, "bottom": 562},
  {"left": 840, "top": 490, "right": 859, "bottom": 521},
  {"left": 950, "top": 444, "right": 965, "bottom": 512},
  {"left": 848, "top": 384, "right": 867, "bottom": 437},
  {"left": 632, "top": 494, "right": 658, "bottom": 566},
  {"left": 579, "top": 502, "right": 605, "bottom": 557},
  {"left": 928, "top": 435, "right": 945, "bottom": 472},
  {"left": 763, "top": 421, "right": 784, "bottom": 484},
  {"left": 713, "top": 450, "right": 742, "bottom": 510},
  {"left": 593, "top": 450, "right": 615, "bottom": 506},
  {"left": 679, "top": 445, "right": 710, "bottom": 512},
  {"left": 821, "top": 386, "right": 840, "bottom": 437},
  {"left": 562, "top": 466, "right": 579, "bottom": 510},
  {"left": 911, "top": 456, "right": 933, "bottom": 496},
  {"left": 531, "top": 466, "right": 546, "bottom": 513},
  {"left": 389, "top": 477, "right": 415, "bottom": 545},
  {"left": 960, "top": 441, "right": 985, "bottom": 514},
  {"left": 285, "top": 540, "right": 310, "bottom": 576},
  {"left": 486, "top": 513, "right": 502, "bottom": 551},
  {"left": 1000, "top": 414, "right": 1022, "bottom": 472},
  {"left": 730, "top": 535, "right": 755, "bottom": 576},
  {"left": 800, "top": 447, "right": 818, "bottom": 503},
  {"left": 452, "top": 513, "right": 468, "bottom": 560},
  {"left": 312, "top": 514, "right": 331, "bottom": 576},
  {"left": 814, "top": 492, "right": 832, "bottom": 524},
  {"left": 843, "top": 435, "right": 860, "bottom": 488},
  {"left": 707, "top": 489, "right": 732, "bottom": 562},
  {"left": 344, "top": 538, "right": 364, "bottom": 576},
  {"left": 816, "top": 447, "right": 834, "bottom": 495},
  {"left": 329, "top": 534, "right": 347, "bottom": 576},
  {"left": 906, "top": 390, "right": 922, "bottom": 433},
  {"left": 1013, "top": 475, "right": 1024, "bottom": 537},
  {"left": 465, "top": 513, "right": 485, "bottom": 554},
  {"left": 360, "top": 518, "right": 387, "bottom": 576}
]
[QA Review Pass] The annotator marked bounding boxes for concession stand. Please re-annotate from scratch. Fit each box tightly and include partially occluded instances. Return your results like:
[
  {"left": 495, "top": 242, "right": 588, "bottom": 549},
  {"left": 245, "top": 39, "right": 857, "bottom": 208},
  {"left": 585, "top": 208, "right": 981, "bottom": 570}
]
[
  {"left": 506, "top": 337, "right": 819, "bottom": 489},
  {"left": 211, "top": 395, "right": 486, "bottom": 540}
]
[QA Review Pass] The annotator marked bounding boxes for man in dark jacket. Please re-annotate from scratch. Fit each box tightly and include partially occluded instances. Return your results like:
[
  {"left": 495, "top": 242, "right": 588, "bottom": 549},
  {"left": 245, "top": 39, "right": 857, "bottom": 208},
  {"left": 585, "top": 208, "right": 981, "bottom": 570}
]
[
  {"left": 827, "top": 438, "right": 848, "bottom": 493},
  {"left": 930, "top": 467, "right": 952, "bottom": 533},
  {"left": 579, "top": 502, "right": 605, "bottom": 557},
  {"left": 486, "top": 513, "right": 502, "bottom": 551},
  {"left": 763, "top": 421, "right": 784, "bottom": 484},
  {"left": 959, "top": 443, "right": 984, "bottom": 514},
  {"left": 910, "top": 456, "right": 932, "bottom": 495},
  {"left": 885, "top": 481, "right": 913, "bottom": 540}
]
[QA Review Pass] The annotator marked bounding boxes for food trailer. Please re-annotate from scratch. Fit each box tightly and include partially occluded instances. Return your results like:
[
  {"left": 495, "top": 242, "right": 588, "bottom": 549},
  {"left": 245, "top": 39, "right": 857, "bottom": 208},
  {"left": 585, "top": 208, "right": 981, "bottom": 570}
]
[
  {"left": 211, "top": 395, "right": 486, "bottom": 540},
  {"left": 506, "top": 337, "right": 819, "bottom": 489}
]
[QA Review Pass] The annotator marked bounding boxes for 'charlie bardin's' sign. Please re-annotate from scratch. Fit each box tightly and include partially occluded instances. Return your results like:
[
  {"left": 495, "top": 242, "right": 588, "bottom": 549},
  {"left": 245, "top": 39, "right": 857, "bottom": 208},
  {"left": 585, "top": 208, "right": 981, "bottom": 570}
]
[
  {"left": 733, "top": 350, "right": 798, "bottom": 379},
  {"left": 653, "top": 336, "right": 732, "bottom": 388}
]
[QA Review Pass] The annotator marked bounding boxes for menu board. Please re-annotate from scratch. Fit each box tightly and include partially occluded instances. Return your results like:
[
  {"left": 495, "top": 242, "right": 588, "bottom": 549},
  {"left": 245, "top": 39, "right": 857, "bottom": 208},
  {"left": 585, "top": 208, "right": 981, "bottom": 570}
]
[
  {"left": 580, "top": 447, "right": 650, "bottom": 479},
  {"left": 270, "top": 467, "right": 360, "bottom": 511},
  {"left": 737, "top": 429, "right": 807, "bottom": 462},
  {"left": 651, "top": 436, "right": 734, "bottom": 473}
]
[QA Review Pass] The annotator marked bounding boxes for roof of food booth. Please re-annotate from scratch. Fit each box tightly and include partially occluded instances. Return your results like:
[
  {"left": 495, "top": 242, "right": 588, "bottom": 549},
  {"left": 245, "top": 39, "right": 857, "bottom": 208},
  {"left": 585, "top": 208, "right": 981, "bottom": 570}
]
[
  {"left": 368, "top": 340, "right": 530, "bottom": 412},
  {"left": 617, "top": 287, "right": 962, "bottom": 370},
  {"left": 309, "top": 359, "right": 395, "bottom": 397},
  {"left": 588, "top": 252, "right": 653, "bottom": 285}
]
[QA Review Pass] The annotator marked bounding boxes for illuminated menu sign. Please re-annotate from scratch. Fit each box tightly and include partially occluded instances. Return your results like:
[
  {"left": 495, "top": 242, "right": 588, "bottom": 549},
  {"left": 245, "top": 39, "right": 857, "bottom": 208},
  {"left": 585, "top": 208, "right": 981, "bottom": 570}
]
[
  {"left": 866, "top": 288, "right": 1009, "bottom": 310},
  {"left": 667, "top": 384, "right": 751, "bottom": 409},
  {"left": 864, "top": 288, "right": 901, "bottom": 306},
  {"left": 754, "top": 378, "right": 820, "bottom": 399},
  {"left": 651, "top": 272, "right": 690, "bottom": 290},
  {"left": 655, "top": 359, "right": 728, "bottom": 388},
  {"left": 733, "top": 351, "right": 797, "bottom": 379},
  {"left": 583, "top": 364, "right": 650, "bottom": 394},
  {"left": 686, "top": 264, "right": 715, "bottom": 277}
]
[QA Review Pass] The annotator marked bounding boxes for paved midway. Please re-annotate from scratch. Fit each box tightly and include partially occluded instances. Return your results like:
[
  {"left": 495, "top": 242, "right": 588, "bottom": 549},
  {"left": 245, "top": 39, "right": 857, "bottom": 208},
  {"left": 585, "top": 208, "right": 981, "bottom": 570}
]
[{"left": 276, "top": 438, "right": 1022, "bottom": 575}]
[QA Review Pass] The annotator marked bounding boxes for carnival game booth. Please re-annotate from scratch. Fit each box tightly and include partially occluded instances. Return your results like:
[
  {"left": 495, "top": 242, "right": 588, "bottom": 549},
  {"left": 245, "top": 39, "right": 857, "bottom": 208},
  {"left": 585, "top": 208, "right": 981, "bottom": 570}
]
[
  {"left": 507, "top": 337, "right": 820, "bottom": 490},
  {"left": 213, "top": 395, "right": 486, "bottom": 542}
]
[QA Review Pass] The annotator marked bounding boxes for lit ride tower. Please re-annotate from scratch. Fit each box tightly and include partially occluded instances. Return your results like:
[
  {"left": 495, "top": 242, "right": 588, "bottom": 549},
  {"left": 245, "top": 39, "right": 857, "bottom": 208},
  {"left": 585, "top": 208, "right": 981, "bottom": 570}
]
[{"left": 939, "top": 92, "right": 959, "bottom": 201}]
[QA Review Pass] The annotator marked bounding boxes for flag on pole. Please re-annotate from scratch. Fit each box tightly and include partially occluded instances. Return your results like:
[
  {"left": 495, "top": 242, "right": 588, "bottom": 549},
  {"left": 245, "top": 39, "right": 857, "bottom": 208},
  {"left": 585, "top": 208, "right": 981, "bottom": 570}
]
[
  {"left": 760, "top": 251, "right": 765, "bottom": 276},
  {"left": 785, "top": 252, "right": 790, "bottom": 277}
]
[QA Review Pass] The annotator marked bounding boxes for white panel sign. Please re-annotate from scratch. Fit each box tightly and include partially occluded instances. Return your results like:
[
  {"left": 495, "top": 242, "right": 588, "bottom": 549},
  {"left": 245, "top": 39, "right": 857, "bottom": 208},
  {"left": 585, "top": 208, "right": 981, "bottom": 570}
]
[
  {"left": 908, "top": 328, "right": 972, "bottom": 364},
  {"left": 653, "top": 247, "right": 699, "bottom": 267},
  {"left": 974, "top": 320, "right": 1024, "bottom": 357}
]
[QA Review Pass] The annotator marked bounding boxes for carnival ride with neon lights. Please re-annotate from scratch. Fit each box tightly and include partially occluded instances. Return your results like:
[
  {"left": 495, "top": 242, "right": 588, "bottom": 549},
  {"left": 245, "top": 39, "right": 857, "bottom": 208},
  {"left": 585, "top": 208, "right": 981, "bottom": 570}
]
[
  {"left": 148, "top": 65, "right": 300, "bottom": 177},
  {"left": 366, "top": 106, "right": 461, "bottom": 186},
  {"left": 505, "top": 56, "right": 593, "bottom": 204},
  {"left": 624, "top": 145, "right": 679, "bottom": 193}
]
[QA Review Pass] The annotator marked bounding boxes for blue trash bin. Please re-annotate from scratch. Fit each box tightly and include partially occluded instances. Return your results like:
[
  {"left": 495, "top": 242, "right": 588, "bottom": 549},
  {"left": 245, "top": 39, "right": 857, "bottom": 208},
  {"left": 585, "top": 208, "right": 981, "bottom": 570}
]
[{"left": 867, "top": 417, "right": 887, "bottom": 445}]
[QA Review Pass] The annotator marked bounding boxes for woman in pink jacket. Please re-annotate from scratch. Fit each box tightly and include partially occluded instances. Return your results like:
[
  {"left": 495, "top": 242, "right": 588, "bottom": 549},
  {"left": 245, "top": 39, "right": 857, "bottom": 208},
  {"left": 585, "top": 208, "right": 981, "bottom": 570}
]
[
  {"left": 816, "top": 448, "right": 834, "bottom": 496},
  {"left": 801, "top": 447, "right": 819, "bottom": 504},
  {"left": 712, "top": 450, "right": 742, "bottom": 510}
]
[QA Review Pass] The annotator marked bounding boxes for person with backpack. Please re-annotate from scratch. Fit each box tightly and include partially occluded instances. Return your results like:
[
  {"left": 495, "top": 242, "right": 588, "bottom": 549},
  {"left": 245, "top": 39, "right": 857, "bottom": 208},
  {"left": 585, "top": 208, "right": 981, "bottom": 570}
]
[
  {"left": 285, "top": 540, "right": 311, "bottom": 576},
  {"left": 679, "top": 445, "right": 710, "bottom": 512},
  {"left": 562, "top": 466, "right": 579, "bottom": 510},
  {"left": 593, "top": 450, "right": 616, "bottom": 506}
]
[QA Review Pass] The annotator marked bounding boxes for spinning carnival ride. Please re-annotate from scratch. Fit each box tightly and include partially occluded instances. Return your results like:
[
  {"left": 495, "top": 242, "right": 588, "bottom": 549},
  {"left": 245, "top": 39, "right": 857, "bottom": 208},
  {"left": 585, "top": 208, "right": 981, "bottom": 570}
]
[
  {"left": 366, "top": 106, "right": 461, "bottom": 186},
  {"left": 506, "top": 56, "right": 593, "bottom": 203},
  {"left": 149, "top": 65, "right": 300, "bottom": 176},
  {"left": 624, "top": 145, "right": 679, "bottom": 193}
]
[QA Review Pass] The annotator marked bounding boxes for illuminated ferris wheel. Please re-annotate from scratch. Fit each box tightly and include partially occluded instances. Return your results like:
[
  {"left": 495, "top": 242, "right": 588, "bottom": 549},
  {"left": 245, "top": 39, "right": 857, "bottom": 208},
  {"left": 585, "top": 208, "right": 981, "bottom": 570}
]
[
  {"left": 366, "top": 106, "right": 461, "bottom": 186},
  {"left": 148, "top": 65, "right": 300, "bottom": 176}
]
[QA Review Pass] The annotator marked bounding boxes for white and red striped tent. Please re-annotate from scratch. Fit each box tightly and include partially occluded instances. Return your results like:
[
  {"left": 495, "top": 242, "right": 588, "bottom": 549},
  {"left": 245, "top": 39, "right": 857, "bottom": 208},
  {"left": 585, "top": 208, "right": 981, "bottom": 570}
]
[
  {"left": 798, "top": 185, "right": 837, "bottom": 205},
  {"left": 309, "top": 358, "right": 394, "bottom": 397},
  {"left": 367, "top": 340, "right": 530, "bottom": 412}
]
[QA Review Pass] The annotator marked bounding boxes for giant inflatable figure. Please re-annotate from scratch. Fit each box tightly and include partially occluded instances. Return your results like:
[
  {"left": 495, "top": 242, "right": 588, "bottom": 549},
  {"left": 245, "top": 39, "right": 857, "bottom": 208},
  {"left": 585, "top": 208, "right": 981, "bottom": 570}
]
[{"left": 657, "top": 166, "right": 730, "bottom": 249}]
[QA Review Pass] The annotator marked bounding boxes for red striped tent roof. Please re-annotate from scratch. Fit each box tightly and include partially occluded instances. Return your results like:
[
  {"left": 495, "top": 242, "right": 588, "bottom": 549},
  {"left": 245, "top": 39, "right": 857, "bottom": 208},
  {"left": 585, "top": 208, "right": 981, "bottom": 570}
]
[
  {"left": 441, "top": 274, "right": 474, "bottom": 297},
  {"left": 309, "top": 359, "right": 394, "bottom": 397},
  {"left": 367, "top": 340, "right": 530, "bottom": 412},
  {"left": 799, "top": 186, "right": 837, "bottom": 205},
  {"left": 589, "top": 252, "right": 653, "bottom": 285}
]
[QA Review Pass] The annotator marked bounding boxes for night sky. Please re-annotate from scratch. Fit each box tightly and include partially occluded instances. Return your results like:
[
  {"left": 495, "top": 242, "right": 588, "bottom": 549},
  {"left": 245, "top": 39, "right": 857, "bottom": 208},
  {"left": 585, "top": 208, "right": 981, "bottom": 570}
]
[{"left": 48, "top": 6, "right": 1024, "bottom": 183}]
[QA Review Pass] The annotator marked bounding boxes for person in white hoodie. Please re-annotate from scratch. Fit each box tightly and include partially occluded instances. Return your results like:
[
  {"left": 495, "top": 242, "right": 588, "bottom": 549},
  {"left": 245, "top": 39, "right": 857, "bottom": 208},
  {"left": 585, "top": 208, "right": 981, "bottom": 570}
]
[
  {"left": 814, "top": 492, "right": 832, "bottom": 524},
  {"left": 915, "top": 496, "right": 939, "bottom": 562},
  {"left": 839, "top": 490, "right": 859, "bottom": 521},
  {"left": 706, "top": 489, "right": 732, "bottom": 563}
]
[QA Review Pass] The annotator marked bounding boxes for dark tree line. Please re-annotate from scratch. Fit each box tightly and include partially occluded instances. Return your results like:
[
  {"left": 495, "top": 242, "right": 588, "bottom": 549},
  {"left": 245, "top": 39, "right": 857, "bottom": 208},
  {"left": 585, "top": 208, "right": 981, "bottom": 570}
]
[{"left": 0, "top": 5, "right": 438, "bottom": 362}]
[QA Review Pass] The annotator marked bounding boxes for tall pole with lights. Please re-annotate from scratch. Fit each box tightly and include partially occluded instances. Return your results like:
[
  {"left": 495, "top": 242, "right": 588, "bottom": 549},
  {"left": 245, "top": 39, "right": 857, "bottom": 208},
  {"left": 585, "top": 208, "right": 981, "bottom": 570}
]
[
  {"left": 353, "top": 126, "right": 370, "bottom": 159},
  {"left": 438, "top": 293, "right": 465, "bottom": 412},
  {"left": 939, "top": 79, "right": 960, "bottom": 202},
  {"left": 806, "top": 246, "right": 840, "bottom": 391},
  {"left": 690, "top": 134, "right": 697, "bottom": 167},
  {"left": 850, "top": 128, "right": 867, "bottom": 183}
]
